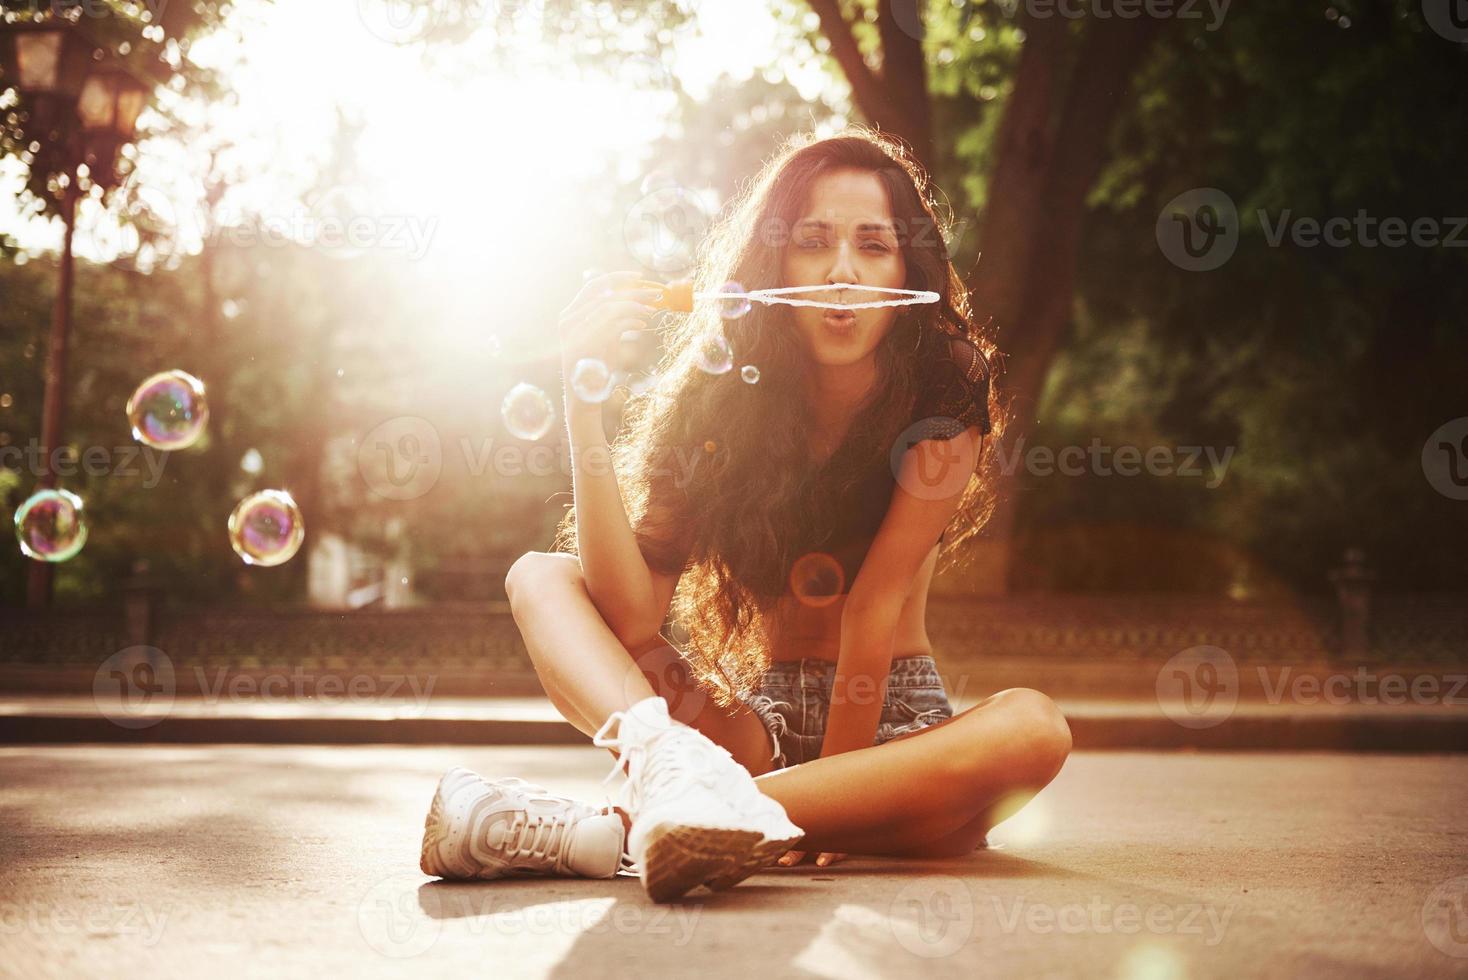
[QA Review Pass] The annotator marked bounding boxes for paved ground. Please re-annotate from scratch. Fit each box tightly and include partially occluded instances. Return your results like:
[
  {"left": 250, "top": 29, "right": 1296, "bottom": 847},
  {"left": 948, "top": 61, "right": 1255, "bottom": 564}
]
[{"left": 2, "top": 746, "right": 1466, "bottom": 979}]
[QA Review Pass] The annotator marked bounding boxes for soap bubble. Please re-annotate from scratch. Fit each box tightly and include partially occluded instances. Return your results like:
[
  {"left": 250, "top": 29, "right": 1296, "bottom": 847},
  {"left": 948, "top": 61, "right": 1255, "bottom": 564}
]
[
  {"left": 228, "top": 489, "right": 305, "bottom": 567},
  {"left": 126, "top": 369, "right": 209, "bottom": 451},
  {"left": 571, "top": 357, "right": 614, "bottom": 404},
  {"left": 14, "top": 488, "right": 88, "bottom": 562},
  {"left": 694, "top": 332, "right": 734, "bottom": 374},
  {"left": 741, "top": 365, "right": 761, "bottom": 384},
  {"left": 716, "top": 281, "right": 752, "bottom": 320},
  {"left": 502, "top": 382, "right": 556, "bottom": 440}
]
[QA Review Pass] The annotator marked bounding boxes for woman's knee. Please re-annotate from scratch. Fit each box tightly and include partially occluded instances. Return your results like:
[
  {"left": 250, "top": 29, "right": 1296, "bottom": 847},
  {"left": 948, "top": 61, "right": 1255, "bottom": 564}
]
[
  {"left": 505, "top": 551, "right": 582, "bottom": 608},
  {"left": 991, "top": 687, "right": 1072, "bottom": 781},
  {"left": 952, "top": 687, "right": 1071, "bottom": 787}
]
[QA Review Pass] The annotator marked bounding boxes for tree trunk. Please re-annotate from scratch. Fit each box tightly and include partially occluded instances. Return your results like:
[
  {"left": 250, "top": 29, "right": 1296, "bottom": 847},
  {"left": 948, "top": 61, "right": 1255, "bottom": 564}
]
[{"left": 812, "top": 5, "right": 1166, "bottom": 593}]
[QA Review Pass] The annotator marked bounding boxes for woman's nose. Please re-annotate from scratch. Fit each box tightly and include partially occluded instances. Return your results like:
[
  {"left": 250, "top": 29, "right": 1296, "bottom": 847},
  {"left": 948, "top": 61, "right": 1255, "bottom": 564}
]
[{"left": 827, "top": 240, "right": 859, "bottom": 284}]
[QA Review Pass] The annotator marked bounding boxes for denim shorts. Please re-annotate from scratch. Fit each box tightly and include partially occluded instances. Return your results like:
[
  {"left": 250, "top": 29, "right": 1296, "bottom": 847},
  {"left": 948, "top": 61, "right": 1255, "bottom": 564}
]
[{"left": 739, "top": 654, "right": 956, "bottom": 771}]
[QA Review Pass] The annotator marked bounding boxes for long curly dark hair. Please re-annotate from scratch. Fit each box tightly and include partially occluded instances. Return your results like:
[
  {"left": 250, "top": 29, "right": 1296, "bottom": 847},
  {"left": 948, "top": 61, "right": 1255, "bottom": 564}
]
[{"left": 552, "top": 126, "right": 1008, "bottom": 707}]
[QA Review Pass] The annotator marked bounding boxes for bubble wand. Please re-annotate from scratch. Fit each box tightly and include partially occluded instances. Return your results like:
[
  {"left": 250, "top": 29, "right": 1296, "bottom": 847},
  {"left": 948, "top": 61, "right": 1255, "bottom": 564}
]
[{"left": 616, "top": 279, "right": 940, "bottom": 312}]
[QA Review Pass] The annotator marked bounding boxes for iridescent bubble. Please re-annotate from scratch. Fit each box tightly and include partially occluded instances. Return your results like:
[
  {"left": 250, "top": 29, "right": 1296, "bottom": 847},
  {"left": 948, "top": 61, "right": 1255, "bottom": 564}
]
[
  {"left": 126, "top": 369, "right": 209, "bottom": 451},
  {"left": 790, "top": 551, "right": 844, "bottom": 607},
  {"left": 228, "top": 489, "right": 305, "bottom": 567},
  {"left": 741, "top": 365, "right": 761, "bottom": 384},
  {"left": 571, "top": 357, "right": 614, "bottom": 404},
  {"left": 14, "top": 488, "right": 88, "bottom": 562},
  {"left": 501, "top": 381, "right": 556, "bottom": 440},
  {"left": 694, "top": 332, "right": 734, "bottom": 374},
  {"left": 717, "top": 280, "right": 752, "bottom": 320}
]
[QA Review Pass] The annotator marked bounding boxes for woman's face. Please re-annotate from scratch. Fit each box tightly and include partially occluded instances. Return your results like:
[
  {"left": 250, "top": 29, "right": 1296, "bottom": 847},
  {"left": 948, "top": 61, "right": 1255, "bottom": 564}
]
[{"left": 780, "top": 167, "right": 907, "bottom": 368}]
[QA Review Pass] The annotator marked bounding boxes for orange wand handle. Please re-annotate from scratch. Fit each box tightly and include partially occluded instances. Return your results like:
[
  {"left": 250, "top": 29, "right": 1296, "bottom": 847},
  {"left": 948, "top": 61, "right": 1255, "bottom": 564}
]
[{"left": 615, "top": 278, "right": 694, "bottom": 312}]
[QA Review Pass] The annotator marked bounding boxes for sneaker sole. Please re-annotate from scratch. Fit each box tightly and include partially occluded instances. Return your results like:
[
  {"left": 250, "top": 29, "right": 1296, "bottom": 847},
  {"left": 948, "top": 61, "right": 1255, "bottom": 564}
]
[
  {"left": 636, "top": 819, "right": 764, "bottom": 903},
  {"left": 420, "top": 767, "right": 497, "bottom": 879},
  {"left": 703, "top": 830, "right": 804, "bottom": 891}
]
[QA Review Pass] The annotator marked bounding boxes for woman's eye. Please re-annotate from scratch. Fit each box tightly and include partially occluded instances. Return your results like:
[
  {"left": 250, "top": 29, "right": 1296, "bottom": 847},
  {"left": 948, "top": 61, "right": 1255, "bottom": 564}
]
[
  {"left": 862, "top": 242, "right": 890, "bottom": 252},
  {"left": 799, "top": 240, "right": 825, "bottom": 249}
]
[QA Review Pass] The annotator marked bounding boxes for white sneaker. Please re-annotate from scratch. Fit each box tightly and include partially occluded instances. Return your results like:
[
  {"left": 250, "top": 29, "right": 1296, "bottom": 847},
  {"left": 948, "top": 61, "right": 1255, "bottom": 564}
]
[
  {"left": 592, "top": 696, "right": 803, "bottom": 901},
  {"left": 420, "top": 767, "right": 633, "bottom": 880}
]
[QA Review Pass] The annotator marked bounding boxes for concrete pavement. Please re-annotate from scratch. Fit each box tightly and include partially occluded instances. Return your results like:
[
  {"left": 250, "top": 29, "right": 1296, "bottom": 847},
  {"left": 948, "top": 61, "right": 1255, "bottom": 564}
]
[{"left": 2, "top": 746, "right": 1466, "bottom": 978}]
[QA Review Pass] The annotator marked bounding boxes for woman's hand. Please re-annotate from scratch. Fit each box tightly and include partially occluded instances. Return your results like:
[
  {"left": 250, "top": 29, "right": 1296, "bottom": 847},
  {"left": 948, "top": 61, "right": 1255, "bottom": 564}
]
[
  {"left": 777, "top": 849, "right": 847, "bottom": 868},
  {"left": 557, "top": 270, "right": 661, "bottom": 403}
]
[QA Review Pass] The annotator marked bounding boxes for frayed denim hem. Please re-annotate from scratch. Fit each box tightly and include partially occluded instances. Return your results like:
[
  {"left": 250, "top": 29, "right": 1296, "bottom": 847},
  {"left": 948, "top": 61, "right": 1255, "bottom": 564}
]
[{"left": 745, "top": 693, "right": 796, "bottom": 770}]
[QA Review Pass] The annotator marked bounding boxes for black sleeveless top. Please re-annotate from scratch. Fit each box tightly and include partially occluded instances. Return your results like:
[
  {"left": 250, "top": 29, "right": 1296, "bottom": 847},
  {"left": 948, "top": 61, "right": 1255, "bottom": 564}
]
[{"left": 790, "top": 330, "right": 994, "bottom": 596}]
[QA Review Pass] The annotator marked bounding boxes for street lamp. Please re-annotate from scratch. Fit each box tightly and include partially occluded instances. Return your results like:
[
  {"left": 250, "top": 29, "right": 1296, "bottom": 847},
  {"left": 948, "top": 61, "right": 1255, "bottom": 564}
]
[{"left": 1, "top": 16, "right": 164, "bottom": 606}]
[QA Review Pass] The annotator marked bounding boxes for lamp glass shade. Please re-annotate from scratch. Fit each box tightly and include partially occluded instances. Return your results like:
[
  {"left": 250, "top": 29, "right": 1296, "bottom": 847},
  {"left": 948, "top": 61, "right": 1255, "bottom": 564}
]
[
  {"left": 77, "top": 74, "right": 116, "bottom": 129},
  {"left": 115, "top": 85, "right": 147, "bottom": 136},
  {"left": 15, "top": 30, "right": 62, "bottom": 91}
]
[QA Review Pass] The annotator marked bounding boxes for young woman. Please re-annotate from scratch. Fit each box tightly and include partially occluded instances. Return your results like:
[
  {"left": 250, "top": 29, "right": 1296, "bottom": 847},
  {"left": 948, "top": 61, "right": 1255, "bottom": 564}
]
[{"left": 419, "top": 128, "right": 1072, "bottom": 903}]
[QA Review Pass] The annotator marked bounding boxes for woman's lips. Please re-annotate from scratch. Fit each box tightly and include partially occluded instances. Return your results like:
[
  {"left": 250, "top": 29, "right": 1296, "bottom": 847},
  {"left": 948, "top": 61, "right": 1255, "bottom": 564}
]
[{"left": 823, "top": 309, "right": 856, "bottom": 333}]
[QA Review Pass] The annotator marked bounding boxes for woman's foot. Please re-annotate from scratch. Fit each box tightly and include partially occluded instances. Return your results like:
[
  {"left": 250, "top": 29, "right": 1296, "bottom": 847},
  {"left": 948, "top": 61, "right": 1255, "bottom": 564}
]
[
  {"left": 593, "top": 695, "right": 804, "bottom": 902},
  {"left": 420, "top": 768, "right": 632, "bottom": 880}
]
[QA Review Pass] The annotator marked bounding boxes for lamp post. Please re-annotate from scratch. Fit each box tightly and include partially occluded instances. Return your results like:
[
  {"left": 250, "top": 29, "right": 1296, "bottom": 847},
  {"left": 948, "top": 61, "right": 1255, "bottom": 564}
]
[{"left": 1, "top": 18, "right": 160, "bottom": 606}]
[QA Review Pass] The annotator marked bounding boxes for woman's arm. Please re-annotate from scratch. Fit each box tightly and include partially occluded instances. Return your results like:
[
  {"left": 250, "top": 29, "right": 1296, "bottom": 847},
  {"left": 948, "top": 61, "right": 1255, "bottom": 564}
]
[
  {"left": 557, "top": 273, "right": 674, "bottom": 649},
  {"left": 818, "top": 424, "right": 985, "bottom": 758},
  {"left": 563, "top": 397, "right": 671, "bottom": 650}
]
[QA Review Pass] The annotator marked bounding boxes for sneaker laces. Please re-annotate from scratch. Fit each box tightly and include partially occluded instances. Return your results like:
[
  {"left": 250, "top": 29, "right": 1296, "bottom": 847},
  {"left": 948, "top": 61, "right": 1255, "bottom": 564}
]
[
  {"left": 593, "top": 710, "right": 723, "bottom": 822},
  {"left": 490, "top": 811, "right": 575, "bottom": 870}
]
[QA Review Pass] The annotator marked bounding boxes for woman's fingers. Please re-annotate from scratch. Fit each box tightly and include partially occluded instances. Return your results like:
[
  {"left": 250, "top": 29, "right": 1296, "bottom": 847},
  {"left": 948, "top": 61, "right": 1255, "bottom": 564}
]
[
  {"left": 777, "top": 849, "right": 806, "bottom": 866},
  {"left": 561, "top": 270, "right": 648, "bottom": 320},
  {"left": 815, "top": 852, "right": 847, "bottom": 867}
]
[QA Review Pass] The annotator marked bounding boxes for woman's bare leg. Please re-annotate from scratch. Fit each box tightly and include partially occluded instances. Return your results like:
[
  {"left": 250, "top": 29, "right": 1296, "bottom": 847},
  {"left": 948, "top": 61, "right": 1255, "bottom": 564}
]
[
  {"left": 505, "top": 551, "right": 1071, "bottom": 856},
  {"left": 505, "top": 551, "right": 775, "bottom": 774}
]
